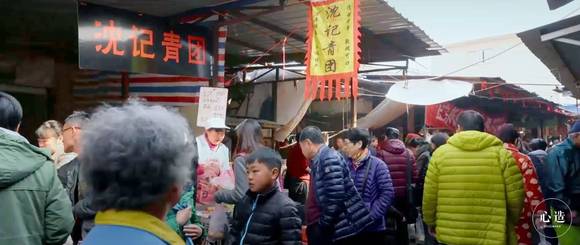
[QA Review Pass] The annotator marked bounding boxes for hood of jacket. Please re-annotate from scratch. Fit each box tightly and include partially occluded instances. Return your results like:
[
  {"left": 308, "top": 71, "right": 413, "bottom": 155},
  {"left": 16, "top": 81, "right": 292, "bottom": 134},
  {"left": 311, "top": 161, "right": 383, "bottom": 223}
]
[
  {"left": 528, "top": 149, "right": 548, "bottom": 157},
  {"left": 447, "top": 130, "right": 503, "bottom": 152},
  {"left": 0, "top": 128, "right": 51, "bottom": 189},
  {"left": 379, "top": 139, "right": 406, "bottom": 155}
]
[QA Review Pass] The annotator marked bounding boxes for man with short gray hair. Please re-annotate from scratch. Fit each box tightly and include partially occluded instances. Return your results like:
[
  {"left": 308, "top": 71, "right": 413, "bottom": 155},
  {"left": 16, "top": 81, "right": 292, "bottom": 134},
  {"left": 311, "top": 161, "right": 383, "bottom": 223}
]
[
  {"left": 62, "top": 111, "right": 89, "bottom": 155},
  {"left": 58, "top": 111, "right": 90, "bottom": 189},
  {"left": 80, "top": 101, "right": 195, "bottom": 245},
  {"left": 57, "top": 111, "right": 92, "bottom": 243},
  {"left": 299, "top": 126, "right": 373, "bottom": 244}
]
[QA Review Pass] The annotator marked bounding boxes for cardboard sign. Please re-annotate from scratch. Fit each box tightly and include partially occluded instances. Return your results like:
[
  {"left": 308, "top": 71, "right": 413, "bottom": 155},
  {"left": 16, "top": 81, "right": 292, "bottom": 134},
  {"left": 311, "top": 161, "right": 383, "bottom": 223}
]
[{"left": 197, "top": 87, "right": 229, "bottom": 127}]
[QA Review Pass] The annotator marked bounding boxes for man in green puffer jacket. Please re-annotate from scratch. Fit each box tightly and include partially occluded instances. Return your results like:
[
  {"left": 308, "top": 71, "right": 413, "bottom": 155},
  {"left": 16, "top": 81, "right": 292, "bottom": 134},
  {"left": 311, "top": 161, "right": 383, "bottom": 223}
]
[
  {"left": 423, "top": 110, "right": 524, "bottom": 245},
  {"left": 0, "top": 92, "right": 74, "bottom": 245}
]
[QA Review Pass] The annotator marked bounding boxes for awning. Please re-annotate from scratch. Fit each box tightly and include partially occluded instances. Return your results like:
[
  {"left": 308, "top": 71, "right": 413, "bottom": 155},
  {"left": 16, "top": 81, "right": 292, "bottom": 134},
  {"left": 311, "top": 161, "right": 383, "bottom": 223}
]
[
  {"left": 547, "top": 0, "right": 574, "bottom": 10},
  {"left": 385, "top": 79, "right": 473, "bottom": 105},
  {"left": 357, "top": 99, "right": 408, "bottom": 129},
  {"left": 518, "top": 15, "right": 580, "bottom": 98},
  {"left": 3, "top": 0, "right": 445, "bottom": 67}
]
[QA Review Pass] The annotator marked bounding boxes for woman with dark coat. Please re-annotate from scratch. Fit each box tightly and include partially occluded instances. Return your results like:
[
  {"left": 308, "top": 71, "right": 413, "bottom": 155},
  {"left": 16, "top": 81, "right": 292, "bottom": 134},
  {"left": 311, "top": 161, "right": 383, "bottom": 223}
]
[
  {"left": 341, "top": 128, "right": 394, "bottom": 244},
  {"left": 416, "top": 133, "right": 449, "bottom": 204}
]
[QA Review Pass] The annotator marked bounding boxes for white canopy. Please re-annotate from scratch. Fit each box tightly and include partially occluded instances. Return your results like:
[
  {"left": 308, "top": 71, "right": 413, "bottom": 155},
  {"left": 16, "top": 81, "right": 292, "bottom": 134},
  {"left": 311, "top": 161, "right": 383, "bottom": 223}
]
[{"left": 386, "top": 79, "right": 473, "bottom": 105}]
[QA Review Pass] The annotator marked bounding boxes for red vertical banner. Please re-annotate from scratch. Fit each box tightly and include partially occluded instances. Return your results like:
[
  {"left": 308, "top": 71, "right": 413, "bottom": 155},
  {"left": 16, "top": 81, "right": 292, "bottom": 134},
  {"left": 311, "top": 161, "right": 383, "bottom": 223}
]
[
  {"left": 305, "top": 0, "right": 361, "bottom": 100},
  {"left": 327, "top": 79, "right": 334, "bottom": 100},
  {"left": 335, "top": 79, "right": 342, "bottom": 100}
]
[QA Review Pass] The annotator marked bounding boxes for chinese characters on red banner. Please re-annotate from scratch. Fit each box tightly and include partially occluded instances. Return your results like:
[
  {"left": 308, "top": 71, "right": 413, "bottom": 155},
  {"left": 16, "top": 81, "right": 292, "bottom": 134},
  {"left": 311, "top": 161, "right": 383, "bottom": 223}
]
[
  {"left": 425, "top": 102, "right": 507, "bottom": 134},
  {"left": 92, "top": 19, "right": 206, "bottom": 65}
]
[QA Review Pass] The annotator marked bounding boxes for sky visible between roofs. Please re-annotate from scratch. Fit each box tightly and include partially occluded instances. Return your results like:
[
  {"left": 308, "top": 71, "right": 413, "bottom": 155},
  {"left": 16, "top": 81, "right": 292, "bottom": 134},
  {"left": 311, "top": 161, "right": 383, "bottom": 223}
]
[
  {"left": 387, "top": 0, "right": 580, "bottom": 44},
  {"left": 386, "top": 0, "right": 580, "bottom": 106}
]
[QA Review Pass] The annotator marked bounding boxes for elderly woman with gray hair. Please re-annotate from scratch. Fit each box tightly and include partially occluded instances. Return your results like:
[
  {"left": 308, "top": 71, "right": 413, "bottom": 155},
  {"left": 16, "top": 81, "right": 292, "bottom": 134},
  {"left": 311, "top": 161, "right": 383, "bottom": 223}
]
[{"left": 80, "top": 101, "right": 196, "bottom": 245}]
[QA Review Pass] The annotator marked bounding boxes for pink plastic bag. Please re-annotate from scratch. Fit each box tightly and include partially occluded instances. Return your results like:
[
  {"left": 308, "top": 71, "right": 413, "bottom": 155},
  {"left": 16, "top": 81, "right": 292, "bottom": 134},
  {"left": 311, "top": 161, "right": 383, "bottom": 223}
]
[
  {"left": 196, "top": 161, "right": 221, "bottom": 205},
  {"left": 210, "top": 169, "right": 235, "bottom": 190}
]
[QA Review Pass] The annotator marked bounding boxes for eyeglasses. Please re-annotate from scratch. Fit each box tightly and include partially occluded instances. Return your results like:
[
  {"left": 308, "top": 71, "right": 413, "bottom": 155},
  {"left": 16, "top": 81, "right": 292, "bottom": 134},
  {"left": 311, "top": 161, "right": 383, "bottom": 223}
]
[{"left": 63, "top": 127, "right": 81, "bottom": 133}]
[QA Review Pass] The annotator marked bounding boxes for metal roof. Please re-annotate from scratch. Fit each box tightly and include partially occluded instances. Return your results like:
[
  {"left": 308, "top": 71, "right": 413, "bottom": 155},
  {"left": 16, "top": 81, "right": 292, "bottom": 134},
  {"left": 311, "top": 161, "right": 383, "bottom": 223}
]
[
  {"left": 2, "top": 0, "right": 444, "bottom": 67},
  {"left": 87, "top": 0, "right": 445, "bottom": 62},
  {"left": 518, "top": 15, "right": 580, "bottom": 98},
  {"left": 224, "top": 0, "right": 445, "bottom": 63},
  {"left": 84, "top": 0, "right": 238, "bottom": 17},
  {"left": 547, "top": 0, "right": 574, "bottom": 10},
  {"left": 363, "top": 75, "right": 570, "bottom": 113}
]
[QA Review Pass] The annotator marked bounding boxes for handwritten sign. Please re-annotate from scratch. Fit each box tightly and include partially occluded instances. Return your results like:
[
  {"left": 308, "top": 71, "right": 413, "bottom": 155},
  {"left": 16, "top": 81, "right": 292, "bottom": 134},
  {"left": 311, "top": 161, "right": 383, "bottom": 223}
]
[
  {"left": 305, "top": 0, "right": 360, "bottom": 100},
  {"left": 78, "top": 3, "right": 213, "bottom": 77},
  {"left": 197, "top": 87, "right": 229, "bottom": 127}
]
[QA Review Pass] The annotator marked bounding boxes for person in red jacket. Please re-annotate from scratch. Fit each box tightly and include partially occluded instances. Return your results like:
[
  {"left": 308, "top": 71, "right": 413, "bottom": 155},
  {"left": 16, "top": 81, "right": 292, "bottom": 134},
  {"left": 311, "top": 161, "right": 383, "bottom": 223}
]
[
  {"left": 376, "top": 127, "right": 418, "bottom": 244},
  {"left": 285, "top": 132, "right": 310, "bottom": 205},
  {"left": 497, "top": 124, "right": 546, "bottom": 245}
]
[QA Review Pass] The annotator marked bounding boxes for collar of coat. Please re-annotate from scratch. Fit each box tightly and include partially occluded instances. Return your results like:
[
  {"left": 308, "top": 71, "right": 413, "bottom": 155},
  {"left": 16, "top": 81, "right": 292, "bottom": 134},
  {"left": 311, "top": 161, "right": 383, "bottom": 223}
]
[
  {"left": 311, "top": 145, "right": 327, "bottom": 164},
  {"left": 504, "top": 143, "right": 520, "bottom": 152},
  {"left": 95, "top": 209, "right": 185, "bottom": 245},
  {"left": 351, "top": 149, "right": 370, "bottom": 169},
  {"left": 0, "top": 127, "right": 29, "bottom": 143},
  {"left": 245, "top": 183, "right": 280, "bottom": 200}
]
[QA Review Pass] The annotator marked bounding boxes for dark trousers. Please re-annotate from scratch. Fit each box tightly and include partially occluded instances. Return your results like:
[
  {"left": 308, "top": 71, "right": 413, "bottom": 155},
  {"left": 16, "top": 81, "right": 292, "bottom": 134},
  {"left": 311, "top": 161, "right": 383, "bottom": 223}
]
[
  {"left": 385, "top": 199, "right": 410, "bottom": 245},
  {"left": 393, "top": 221, "right": 408, "bottom": 245},
  {"left": 71, "top": 220, "right": 82, "bottom": 245},
  {"left": 422, "top": 222, "right": 439, "bottom": 245},
  {"left": 335, "top": 232, "right": 389, "bottom": 245},
  {"left": 307, "top": 224, "right": 333, "bottom": 245},
  {"left": 285, "top": 175, "right": 308, "bottom": 205}
]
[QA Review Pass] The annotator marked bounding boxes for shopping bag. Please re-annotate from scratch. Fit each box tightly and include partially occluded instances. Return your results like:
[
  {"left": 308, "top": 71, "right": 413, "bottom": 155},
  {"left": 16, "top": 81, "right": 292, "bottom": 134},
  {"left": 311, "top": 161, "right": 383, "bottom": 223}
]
[
  {"left": 207, "top": 205, "right": 228, "bottom": 241},
  {"left": 196, "top": 161, "right": 222, "bottom": 205},
  {"left": 210, "top": 168, "right": 235, "bottom": 190}
]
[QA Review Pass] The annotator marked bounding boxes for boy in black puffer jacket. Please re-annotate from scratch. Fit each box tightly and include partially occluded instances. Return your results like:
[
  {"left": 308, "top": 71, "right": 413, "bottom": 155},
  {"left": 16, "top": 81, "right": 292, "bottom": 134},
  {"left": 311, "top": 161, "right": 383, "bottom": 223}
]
[{"left": 231, "top": 148, "right": 302, "bottom": 245}]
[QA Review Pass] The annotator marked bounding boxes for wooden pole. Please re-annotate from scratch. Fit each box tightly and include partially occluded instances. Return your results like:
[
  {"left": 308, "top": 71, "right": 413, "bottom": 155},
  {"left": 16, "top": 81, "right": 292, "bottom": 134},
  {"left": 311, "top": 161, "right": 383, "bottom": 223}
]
[
  {"left": 538, "top": 119, "right": 544, "bottom": 139},
  {"left": 273, "top": 67, "right": 279, "bottom": 122},
  {"left": 121, "top": 72, "right": 129, "bottom": 100},
  {"left": 407, "top": 106, "right": 415, "bottom": 133},
  {"left": 351, "top": 78, "right": 357, "bottom": 127}
]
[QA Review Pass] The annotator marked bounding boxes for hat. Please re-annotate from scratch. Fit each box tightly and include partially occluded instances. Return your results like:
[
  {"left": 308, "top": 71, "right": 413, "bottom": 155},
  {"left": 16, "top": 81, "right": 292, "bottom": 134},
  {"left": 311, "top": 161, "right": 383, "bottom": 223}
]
[
  {"left": 406, "top": 133, "right": 422, "bottom": 141},
  {"left": 570, "top": 120, "right": 580, "bottom": 134},
  {"left": 405, "top": 133, "right": 423, "bottom": 146},
  {"left": 205, "top": 117, "right": 230, "bottom": 129}
]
